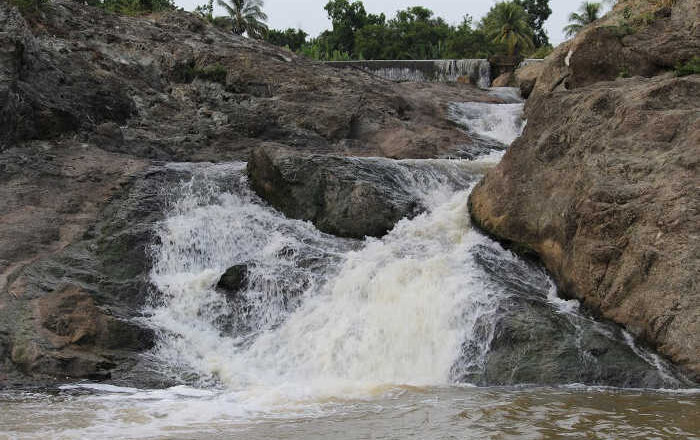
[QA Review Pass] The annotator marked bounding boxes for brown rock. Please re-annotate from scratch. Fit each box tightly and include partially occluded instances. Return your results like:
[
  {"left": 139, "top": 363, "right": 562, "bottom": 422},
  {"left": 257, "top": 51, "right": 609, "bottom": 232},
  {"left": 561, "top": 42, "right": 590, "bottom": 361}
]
[
  {"left": 528, "top": 0, "right": 699, "bottom": 100},
  {"left": 492, "top": 72, "right": 514, "bottom": 88},
  {"left": 469, "top": 74, "right": 700, "bottom": 379}
]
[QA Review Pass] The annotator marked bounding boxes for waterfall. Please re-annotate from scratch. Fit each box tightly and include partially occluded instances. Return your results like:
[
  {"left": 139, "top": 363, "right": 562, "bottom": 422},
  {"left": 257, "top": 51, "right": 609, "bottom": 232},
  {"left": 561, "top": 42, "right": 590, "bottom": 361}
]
[
  {"left": 147, "top": 160, "right": 503, "bottom": 396},
  {"left": 143, "top": 96, "right": 684, "bottom": 407},
  {"left": 448, "top": 99, "right": 526, "bottom": 147}
]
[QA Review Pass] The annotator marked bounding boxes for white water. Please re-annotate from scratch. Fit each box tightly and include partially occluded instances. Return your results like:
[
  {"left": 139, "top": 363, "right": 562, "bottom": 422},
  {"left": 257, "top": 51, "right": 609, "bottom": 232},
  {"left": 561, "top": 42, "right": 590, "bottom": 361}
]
[
  {"left": 147, "top": 160, "right": 506, "bottom": 402},
  {"left": 448, "top": 100, "right": 525, "bottom": 146}
]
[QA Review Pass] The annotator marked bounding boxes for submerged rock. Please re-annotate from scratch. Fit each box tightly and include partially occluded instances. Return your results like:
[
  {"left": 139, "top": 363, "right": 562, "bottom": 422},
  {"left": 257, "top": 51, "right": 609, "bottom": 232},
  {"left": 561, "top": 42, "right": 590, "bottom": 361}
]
[
  {"left": 248, "top": 144, "right": 423, "bottom": 238},
  {"left": 217, "top": 265, "right": 249, "bottom": 301},
  {"left": 469, "top": 10, "right": 700, "bottom": 381}
]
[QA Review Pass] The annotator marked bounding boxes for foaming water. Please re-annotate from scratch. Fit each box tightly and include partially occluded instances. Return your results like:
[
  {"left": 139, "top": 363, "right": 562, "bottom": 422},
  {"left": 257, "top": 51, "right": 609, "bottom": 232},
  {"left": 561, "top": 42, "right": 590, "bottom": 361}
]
[
  {"left": 146, "top": 160, "right": 503, "bottom": 399},
  {"left": 3, "top": 98, "right": 697, "bottom": 439},
  {"left": 1, "top": 385, "right": 698, "bottom": 439},
  {"left": 448, "top": 101, "right": 525, "bottom": 146}
]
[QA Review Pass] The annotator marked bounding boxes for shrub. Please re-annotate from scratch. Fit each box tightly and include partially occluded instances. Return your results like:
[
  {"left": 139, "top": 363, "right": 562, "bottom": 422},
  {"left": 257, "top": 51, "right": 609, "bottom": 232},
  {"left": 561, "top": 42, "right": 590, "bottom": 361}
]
[
  {"left": 528, "top": 44, "right": 553, "bottom": 58},
  {"left": 8, "top": 0, "right": 47, "bottom": 16},
  {"left": 674, "top": 56, "right": 700, "bottom": 77}
]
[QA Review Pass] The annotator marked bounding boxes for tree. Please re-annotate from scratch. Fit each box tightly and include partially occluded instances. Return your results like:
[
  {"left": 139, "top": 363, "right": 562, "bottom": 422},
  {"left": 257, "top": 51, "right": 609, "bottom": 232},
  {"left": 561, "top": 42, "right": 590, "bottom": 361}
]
[
  {"left": 444, "top": 16, "right": 495, "bottom": 59},
  {"left": 564, "top": 2, "right": 602, "bottom": 37},
  {"left": 514, "top": 0, "right": 551, "bottom": 47},
  {"left": 217, "top": 0, "right": 268, "bottom": 39},
  {"left": 481, "top": 2, "right": 534, "bottom": 57},
  {"left": 323, "top": 0, "right": 384, "bottom": 56},
  {"left": 266, "top": 28, "right": 308, "bottom": 52},
  {"left": 194, "top": 0, "right": 214, "bottom": 22}
]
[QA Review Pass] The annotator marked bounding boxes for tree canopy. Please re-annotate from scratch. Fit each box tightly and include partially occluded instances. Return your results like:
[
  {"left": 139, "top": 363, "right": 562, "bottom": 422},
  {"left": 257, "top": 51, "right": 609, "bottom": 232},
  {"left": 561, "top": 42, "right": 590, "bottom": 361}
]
[
  {"left": 217, "top": 0, "right": 268, "bottom": 39},
  {"left": 514, "top": 0, "right": 552, "bottom": 47},
  {"left": 564, "top": 2, "right": 602, "bottom": 37},
  {"left": 481, "top": 2, "right": 534, "bottom": 57}
]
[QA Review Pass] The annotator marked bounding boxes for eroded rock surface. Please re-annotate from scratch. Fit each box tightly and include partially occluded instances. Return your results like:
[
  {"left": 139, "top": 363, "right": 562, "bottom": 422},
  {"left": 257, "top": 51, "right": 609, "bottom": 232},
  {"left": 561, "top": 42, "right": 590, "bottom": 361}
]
[
  {"left": 247, "top": 144, "right": 424, "bottom": 238},
  {"left": 470, "top": 72, "right": 699, "bottom": 379}
]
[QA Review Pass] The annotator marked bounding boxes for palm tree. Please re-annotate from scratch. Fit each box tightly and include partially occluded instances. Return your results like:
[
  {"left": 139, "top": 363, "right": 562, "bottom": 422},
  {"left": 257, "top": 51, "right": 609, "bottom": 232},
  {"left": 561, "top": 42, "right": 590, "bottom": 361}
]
[
  {"left": 216, "top": 0, "right": 268, "bottom": 39},
  {"left": 482, "top": 2, "right": 534, "bottom": 57},
  {"left": 564, "top": 2, "right": 602, "bottom": 37}
]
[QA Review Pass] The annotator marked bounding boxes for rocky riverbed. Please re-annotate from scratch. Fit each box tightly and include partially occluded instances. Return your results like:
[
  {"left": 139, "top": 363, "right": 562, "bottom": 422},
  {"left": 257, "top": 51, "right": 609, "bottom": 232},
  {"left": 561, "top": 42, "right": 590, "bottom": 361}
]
[
  {"left": 0, "top": 0, "right": 504, "bottom": 385},
  {"left": 0, "top": 0, "right": 697, "bottom": 391}
]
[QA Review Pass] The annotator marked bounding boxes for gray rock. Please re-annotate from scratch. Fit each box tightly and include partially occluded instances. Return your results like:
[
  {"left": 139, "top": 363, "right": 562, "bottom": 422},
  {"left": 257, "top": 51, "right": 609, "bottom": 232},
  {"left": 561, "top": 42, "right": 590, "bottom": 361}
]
[
  {"left": 217, "top": 264, "right": 248, "bottom": 299},
  {"left": 248, "top": 144, "right": 423, "bottom": 238}
]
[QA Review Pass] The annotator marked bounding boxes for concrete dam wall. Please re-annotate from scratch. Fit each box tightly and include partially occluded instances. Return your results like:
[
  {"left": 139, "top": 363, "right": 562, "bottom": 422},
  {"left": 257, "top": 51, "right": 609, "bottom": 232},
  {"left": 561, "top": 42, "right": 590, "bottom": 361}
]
[{"left": 325, "top": 59, "right": 492, "bottom": 88}]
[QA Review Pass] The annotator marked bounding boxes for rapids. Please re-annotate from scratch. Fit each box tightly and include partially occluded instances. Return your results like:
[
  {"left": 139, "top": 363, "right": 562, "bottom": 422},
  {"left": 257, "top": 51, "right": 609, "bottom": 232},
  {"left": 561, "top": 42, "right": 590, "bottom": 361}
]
[{"left": 1, "top": 96, "right": 697, "bottom": 440}]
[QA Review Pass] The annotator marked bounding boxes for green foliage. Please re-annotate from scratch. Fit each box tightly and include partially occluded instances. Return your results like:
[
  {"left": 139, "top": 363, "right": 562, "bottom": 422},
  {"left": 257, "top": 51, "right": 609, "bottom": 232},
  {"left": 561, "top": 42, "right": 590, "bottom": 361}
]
[
  {"left": 217, "top": 0, "right": 268, "bottom": 39},
  {"left": 480, "top": 2, "right": 534, "bottom": 57},
  {"left": 323, "top": 0, "right": 385, "bottom": 56},
  {"left": 266, "top": 28, "right": 308, "bottom": 52},
  {"left": 88, "top": 0, "right": 175, "bottom": 15},
  {"left": 273, "top": 0, "right": 539, "bottom": 61},
  {"left": 194, "top": 0, "right": 214, "bottom": 22},
  {"left": 564, "top": 2, "right": 602, "bottom": 37},
  {"left": 177, "top": 62, "right": 228, "bottom": 84},
  {"left": 618, "top": 66, "right": 630, "bottom": 78},
  {"left": 529, "top": 44, "right": 553, "bottom": 58},
  {"left": 674, "top": 56, "right": 700, "bottom": 77},
  {"left": 8, "top": 0, "right": 47, "bottom": 15},
  {"left": 514, "top": 0, "right": 551, "bottom": 48}
]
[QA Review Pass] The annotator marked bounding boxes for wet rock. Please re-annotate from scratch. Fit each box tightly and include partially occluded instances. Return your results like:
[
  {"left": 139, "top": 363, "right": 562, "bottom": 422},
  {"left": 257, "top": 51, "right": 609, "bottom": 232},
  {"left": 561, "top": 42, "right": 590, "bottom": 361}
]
[
  {"left": 217, "top": 264, "right": 248, "bottom": 299},
  {"left": 469, "top": 71, "right": 700, "bottom": 380},
  {"left": 248, "top": 144, "right": 423, "bottom": 238},
  {"left": 452, "top": 244, "right": 690, "bottom": 387}
]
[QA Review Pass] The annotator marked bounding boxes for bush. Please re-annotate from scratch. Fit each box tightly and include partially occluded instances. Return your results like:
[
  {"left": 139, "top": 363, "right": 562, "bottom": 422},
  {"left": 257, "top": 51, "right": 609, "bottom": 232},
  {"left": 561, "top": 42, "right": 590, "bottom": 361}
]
[
  {"left": 674, "top": 56, "right": 700, "bottom": 77},
  {"left": 8, "top": 0, "right": 47, "bottom": 15},
  {"left": 528, "top": 45, "right": 553, "bottom": 58},
  {"left": 97, "top": 0, "right": 176, "bottom": 16}
]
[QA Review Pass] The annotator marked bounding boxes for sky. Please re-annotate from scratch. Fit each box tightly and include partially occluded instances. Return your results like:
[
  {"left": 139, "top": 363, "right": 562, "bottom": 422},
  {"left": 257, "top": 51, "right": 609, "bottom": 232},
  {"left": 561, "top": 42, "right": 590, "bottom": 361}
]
[{"left": 174, "top": 0, "right": 599, "bottom": 46}]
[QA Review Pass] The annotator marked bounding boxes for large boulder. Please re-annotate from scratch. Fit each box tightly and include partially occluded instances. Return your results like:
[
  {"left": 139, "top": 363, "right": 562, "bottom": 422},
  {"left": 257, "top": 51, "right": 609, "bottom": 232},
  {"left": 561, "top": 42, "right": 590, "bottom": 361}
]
[
  {"left": 527, "top": 0, "right": 698, "bottom": 100},
  {"left": 247, "top": 145, "right": 423, "bottom": 238},
  {"left": 470, "top": 73, "right": 700, "bottom": 380},
  {"left": 453, "top": 244, "right": 688, "bottom": 387}
]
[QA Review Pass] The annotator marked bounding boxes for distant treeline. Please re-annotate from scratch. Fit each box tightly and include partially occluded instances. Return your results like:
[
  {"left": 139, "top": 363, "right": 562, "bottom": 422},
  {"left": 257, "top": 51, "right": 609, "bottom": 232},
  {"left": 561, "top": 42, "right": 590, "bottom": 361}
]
[{"left": 266, "top": 0, "right": 554, "bottom": 61}]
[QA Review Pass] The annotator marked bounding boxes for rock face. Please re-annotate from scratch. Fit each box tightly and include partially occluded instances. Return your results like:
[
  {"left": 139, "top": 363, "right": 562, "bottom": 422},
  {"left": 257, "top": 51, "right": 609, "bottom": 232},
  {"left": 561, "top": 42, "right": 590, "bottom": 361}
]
[
  {"left": 454, "top": 244, "right": 685, "bottom": 388},
  {"left": 527, "top": 0, "right": 698, "bottom": 99},
  {"left": 0, "top": 0, "right": 500, "bottom": 161},
  {"left": 248, "top": 145, "right": 425, "bottom": 238},
  {"left": 469, "top": 0, "right": 700, "bottom": 380}
]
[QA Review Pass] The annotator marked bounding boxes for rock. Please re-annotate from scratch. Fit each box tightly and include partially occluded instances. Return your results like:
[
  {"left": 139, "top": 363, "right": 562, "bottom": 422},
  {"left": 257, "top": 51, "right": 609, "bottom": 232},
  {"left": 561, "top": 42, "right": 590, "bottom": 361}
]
[
  {"left": 217, "top": 264, "right": 248, "bottom": 298},
  {"left": 469, "top": 73, "right": 700, "bottom": 380},
  {"left": 248, "top": 144, "right": 423, "bottom": 238},
  {"left": 528, "top": 0, "right": 699, "bottom": 100},
  {"left": 491, "top": 72, "right": 514, "bottom": 88},
  {"left": 8, "top": 284, "right": 154, "bottom": 381},
  {"left": 451, "top": 243, "right": 689, "bottom": 387},
  {"left": 0, "top": 0, "right": 500, "bottom": 160},
  {"left": 513, "top": 61, "right": 544, "bottom": 99}
]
